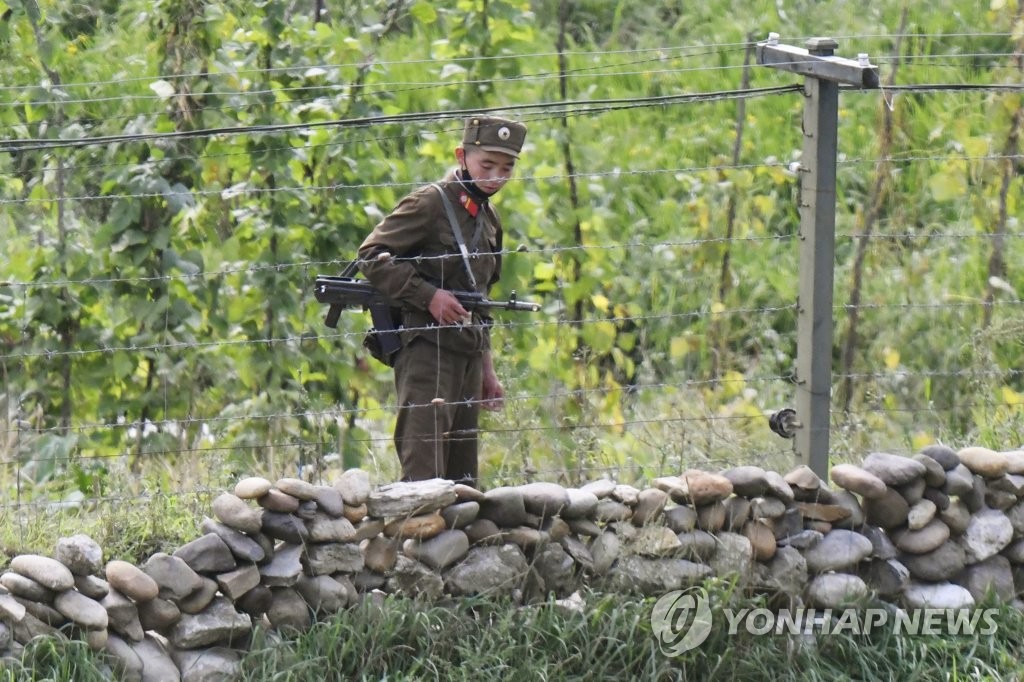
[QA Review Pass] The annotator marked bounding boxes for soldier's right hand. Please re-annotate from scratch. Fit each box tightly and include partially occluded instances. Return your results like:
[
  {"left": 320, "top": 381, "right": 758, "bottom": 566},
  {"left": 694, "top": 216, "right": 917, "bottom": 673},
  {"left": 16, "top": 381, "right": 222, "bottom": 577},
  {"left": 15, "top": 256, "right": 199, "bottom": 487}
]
[{"left": 428, "top": 289, "right": 470, "bottom": 326}]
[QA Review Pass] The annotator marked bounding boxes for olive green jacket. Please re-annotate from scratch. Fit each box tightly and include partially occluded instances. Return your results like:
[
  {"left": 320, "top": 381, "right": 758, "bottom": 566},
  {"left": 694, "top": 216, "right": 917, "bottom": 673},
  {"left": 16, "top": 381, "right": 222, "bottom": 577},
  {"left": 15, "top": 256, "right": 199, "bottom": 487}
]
[{"left": 357, "top": 170, "right": 502, "bottom": 355}]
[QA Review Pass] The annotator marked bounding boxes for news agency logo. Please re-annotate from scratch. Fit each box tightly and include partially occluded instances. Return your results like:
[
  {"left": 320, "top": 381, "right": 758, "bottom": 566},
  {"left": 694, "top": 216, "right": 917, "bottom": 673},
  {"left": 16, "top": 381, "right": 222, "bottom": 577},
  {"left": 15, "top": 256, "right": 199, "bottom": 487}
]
[
  {"left": 651, "top": 587, "right": 714, "bottom": 656},
  {"left": 651, "top": 589, "right": 1000, "bottom": 657}
]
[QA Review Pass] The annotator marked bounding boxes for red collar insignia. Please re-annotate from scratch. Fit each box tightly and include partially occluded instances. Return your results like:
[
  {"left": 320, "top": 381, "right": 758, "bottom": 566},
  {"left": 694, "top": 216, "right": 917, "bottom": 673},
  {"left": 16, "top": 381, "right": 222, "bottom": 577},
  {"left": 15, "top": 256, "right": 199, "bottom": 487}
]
[{"left": 459, "top": 192, "right": 480, "bottom": 217}]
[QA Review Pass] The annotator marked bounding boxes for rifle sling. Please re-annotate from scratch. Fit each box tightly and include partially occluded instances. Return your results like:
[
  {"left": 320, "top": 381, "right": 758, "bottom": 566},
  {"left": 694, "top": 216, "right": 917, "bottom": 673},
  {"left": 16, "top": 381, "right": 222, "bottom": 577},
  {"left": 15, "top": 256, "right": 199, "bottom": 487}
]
[{"left": 433, "top": 184, "right": 479, "bottom": 291}]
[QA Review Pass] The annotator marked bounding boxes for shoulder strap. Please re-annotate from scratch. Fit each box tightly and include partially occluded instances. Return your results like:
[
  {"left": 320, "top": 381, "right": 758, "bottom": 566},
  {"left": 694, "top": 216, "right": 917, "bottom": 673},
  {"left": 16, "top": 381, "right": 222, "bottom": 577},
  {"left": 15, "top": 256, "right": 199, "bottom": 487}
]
[{"left": 432, "top": 183, "right": 478, "bottom": 291}]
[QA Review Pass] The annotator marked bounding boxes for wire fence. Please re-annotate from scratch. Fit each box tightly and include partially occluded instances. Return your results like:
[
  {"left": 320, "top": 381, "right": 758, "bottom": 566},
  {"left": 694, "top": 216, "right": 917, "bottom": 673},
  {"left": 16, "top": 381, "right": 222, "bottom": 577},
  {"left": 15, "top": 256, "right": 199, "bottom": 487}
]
[{"left": 2, "top": 29, "right": 1023, "bottom": 519}]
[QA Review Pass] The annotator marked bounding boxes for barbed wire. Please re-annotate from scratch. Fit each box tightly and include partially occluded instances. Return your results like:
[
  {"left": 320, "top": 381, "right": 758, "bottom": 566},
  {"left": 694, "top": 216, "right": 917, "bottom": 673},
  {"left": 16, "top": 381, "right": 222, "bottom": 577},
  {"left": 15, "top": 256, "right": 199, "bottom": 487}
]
[
  {"left": 4, "top": 47, "right": 1019, "bottom": 113},
  {"left": 0, "top": 84, "right": 802, "bottom": 155},
  {"left": 0, "top": 392, "right": 1015, "bottom": 476},
  {"left": 3, "top": 290, "right": 1021, "bottom": 364},
  {"left": 0, "top": 302, "right": 799, "bottom": 362},
  {"left": 1, "top": 32, "right": 1014, "bottom": 94},
  {"left": 5, "top": 79, "right": 1023, "bottom": 158},
  {"left": 2, "top": 361, "right": 1020, "bottom": 447}
]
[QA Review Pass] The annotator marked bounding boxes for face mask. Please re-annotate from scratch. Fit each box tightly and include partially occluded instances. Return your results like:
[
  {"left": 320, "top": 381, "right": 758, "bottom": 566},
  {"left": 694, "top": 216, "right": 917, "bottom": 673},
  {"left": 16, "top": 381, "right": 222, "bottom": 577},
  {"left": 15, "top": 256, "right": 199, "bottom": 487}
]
[{"left": 458, "top": 166, "right": 493, "bottom": 200}]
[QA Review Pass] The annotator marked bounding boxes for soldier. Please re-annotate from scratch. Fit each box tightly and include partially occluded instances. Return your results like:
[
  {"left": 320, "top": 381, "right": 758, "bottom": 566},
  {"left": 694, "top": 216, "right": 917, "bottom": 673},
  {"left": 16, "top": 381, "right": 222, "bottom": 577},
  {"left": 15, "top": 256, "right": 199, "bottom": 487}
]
[{"left": 357, "top": 115, "right": 527, "bottom": 487}]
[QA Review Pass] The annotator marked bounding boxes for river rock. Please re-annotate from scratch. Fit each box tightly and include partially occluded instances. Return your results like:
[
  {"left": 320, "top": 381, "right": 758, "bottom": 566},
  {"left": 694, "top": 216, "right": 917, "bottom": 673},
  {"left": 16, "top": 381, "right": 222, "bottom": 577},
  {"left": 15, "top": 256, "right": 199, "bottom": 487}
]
[
  {"left": 961, "top": 555, "right": 1015, "bottom": 603},
  {"left": 367, "top": 478, "right": 456, "bottom": 518},
  {"left": 137, "top": 596, "right": 181, "bottom": 632},
  {"left": 913, "top": 453, "right": 947, "bottom": 488},
  {"left": 893, "top": 519, "right": 950, "bottom": 555},
  {"left": 590, "top": 532, "right": 620, "bottom": 575},
  {"left": 907, "top": 499, "right": 937, "bottom": 530},
  {"left": 211, "top": 493, "right": 262, "bottom": 534},
  {"left": 603, "top": 556, "right": 713, "bottom": 595},
  {"left": 962, "top": 509, "right": 1013, "bottom": 562},
  {"left": 215, "top": 564, "right": 260, "bottom": 602},
  {"left": 444, "top": 545, "right": 529, "bottom": 597},
  {"left": 295, "top": 574, "right": 352, "bottom": 615},
  {"left": 199, "top": 518, "right": 265, "bottom": 564},
  {"left": 334, "top": 468, "right": 372, "bottom": 506},
  {"left": 862, "top": 487, "right": 910, "bottom": 529},
  {"left": 73, "top": 574, "right": 109, "bottom": 601},
  {"left": 2, "top": 572, "right": 54, "bottom": 602},
  {"left": 234, "top": 477, "right": 272, "bottom": 500},
  {"left": 722, "top": 465, "right": 770, "bottom": 497},
  {"left": 803, "top": 529, "right": 873, "bottom": 573},
  {"left": 54, "top": 535, "right": 104, "bottom": 576},
  {"left": 681, "top": 470, "right": 734, "bottom": 505},
  {"left": 384, "top": 512, "right": 446, "bottom": 540},
  {"left": 54, "top": 589, "right": 107, "bottom": 630},
  {"left": 106, "top": 561, "right": 159, "bottom": 603},
  {"left": 303, "top": 543, "right": 364, "bottom": 576},
  {"left": 903, "top": 582, "right": 975, "bottom": 610},
  {"left": 579, "top": 479, "right": 616, "bottom": 499},
  {"left": 169, "top": 597, "right": 251, "bottom": 649},
  {"left": 516, "top": 482, "right": 568, "bottom": 519},
  {"left": 919, "top": 444, "right": 960, "bottom": 470},
  {"left": 9, "top": 555, "right": 74, "bottom": 592},
  {"left": 561, "top": 489, "right": 599, "bottom": 519},
  {"left": 610, "top": 484, "right": 640, "bottom": 506},
  {"left": 259, "top": 543, "right": 304, "bottom": 587},
  {"left": 806, "top": 572, "right": 868, "bottom": 608},
  {"left": 266, "top": 587, "right": 311, "bottom": 631},
  {"left": 130, "top": 634, "right": 180, "bottom": 681},
  {"left": 860, "top": 452, "right": 926, "bottom": 486},
  {"left": 750, "top": 496, "right": 787, "bottom": 520},
  {"left": 403, "top": 530, "right": 470, "bottom": 570},
  {"left": 260, "top": 512, "right": 309, "bottom": 544},
  {"left": 101, "top": 589, "right": 144, "bottom": 642},
  {"left": 174, "top": 534, "right": 237, "bottom": 574},
  {"left": 258, "top": 488, "right": 300, "bottom": 513},
  {"left": 939, "top": 499, "right": 971, "bottom": 535},
  {"left": 862, "top": 558, "right": 910, "bottom": 597},
  {"left": 957, "top": 446, "right": 1008, "bottom": 478},
  {"left": 363, "top": 536, "right": 399, "bottom": 574},
  {"left": 173, "top": 647, "right": 242, "bottom": 682},
  {"left": 177, "top": 576, "right": 219, "bottom": 615},
  {"left": 306, "top": 514, "right": 358, "bottom": 543},
  {"left": 275, "top": 477, "right": 317, "bottom": 501},
  {"left": 743, "top": 520, "right": 777, "bottom": 562},
  {"left": 632, "top": 488, "right": 669, "bottom": 526},
  {"left": 440, "top": 501, "right": 479, "bottom": 529},
  {"left": 829, "top": 463, "right": 887, "bottom": 499},
  {"left": 142, "top": 554, "right": 203, "bottom": 602},
  {"left": 386, "top": 555, "right": 445, "bottom": 601}
]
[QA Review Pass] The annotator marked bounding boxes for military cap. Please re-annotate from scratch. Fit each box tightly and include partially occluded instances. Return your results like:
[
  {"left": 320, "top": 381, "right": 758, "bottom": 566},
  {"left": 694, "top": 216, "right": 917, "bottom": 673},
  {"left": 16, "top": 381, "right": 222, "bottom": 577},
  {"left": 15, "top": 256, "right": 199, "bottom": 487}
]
[{"left": 462, "top": 115, "right": 527, "bottom": 158}]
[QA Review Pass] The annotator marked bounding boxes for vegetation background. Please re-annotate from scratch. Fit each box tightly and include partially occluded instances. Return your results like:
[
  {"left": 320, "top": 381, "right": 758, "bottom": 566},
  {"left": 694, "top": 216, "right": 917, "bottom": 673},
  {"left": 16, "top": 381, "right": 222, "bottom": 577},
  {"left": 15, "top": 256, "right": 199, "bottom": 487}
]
[
  {"left": 1, "top": 1, "right": 1024, "bottom": 678},
  {"left": 0, "top": 0, "right": 1021, "bottom": 529}
]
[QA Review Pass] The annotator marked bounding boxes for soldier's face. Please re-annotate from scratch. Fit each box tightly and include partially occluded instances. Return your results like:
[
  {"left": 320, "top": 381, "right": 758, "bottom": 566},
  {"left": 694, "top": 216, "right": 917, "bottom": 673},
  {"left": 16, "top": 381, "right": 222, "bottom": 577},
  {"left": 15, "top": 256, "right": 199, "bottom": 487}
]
[{"left": 458, "top": 148, "right": 517, "bottom": 194}]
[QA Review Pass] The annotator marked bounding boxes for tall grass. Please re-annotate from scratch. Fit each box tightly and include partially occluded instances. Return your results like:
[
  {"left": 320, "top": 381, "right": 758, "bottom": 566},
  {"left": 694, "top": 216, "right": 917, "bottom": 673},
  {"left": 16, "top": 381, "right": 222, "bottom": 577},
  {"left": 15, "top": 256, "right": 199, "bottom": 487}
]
[{"left": 7, "top": 589, "right": 1024, "bottom": 681}]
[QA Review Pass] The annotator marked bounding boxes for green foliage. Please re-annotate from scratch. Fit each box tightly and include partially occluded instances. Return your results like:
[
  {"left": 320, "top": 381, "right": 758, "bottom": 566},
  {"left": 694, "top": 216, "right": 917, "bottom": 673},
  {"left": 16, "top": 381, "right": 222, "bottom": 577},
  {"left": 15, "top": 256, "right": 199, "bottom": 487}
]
[{"left": 1, "top": 0, "right": 1023, "bottom": 504}]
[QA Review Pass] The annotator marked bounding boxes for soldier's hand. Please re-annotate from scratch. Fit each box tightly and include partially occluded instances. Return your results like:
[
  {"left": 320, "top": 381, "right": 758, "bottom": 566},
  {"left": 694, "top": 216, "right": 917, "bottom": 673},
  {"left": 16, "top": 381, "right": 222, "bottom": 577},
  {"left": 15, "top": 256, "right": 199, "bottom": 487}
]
[{"left": 428, "top": 289, "right": 470, "bottom": 326}]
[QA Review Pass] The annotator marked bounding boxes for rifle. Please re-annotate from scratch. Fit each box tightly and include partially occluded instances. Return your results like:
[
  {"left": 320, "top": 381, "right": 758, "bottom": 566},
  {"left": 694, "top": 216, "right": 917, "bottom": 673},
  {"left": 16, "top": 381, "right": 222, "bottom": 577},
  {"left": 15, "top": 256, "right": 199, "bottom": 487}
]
[{"left": 313, "top": 264, "right": 540, "bottom": 360}]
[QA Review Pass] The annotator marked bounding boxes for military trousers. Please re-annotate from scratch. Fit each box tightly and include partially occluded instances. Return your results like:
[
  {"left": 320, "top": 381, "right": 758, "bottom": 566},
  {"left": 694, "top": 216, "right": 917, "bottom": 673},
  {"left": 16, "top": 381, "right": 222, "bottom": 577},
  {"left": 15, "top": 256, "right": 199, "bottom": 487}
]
[{"left": 392, "top": 337, "right": 482, "bottom": 487}]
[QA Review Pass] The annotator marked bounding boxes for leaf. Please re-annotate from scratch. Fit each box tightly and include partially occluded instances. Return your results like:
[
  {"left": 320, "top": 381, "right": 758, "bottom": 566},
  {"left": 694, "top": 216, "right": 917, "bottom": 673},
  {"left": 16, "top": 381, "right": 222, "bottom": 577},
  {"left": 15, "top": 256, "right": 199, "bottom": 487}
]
[
  {"left": 440, "top": 62, "right": 467, "bottom": 80},
  {"left": 1001, "top": 385, "right": 1024, "bottom": 407},
  {"left": 927, "top": 168, "right": 965, "bottom": 202},
  {"left": 409, "top": 2, "right": 438, "bottom": 25},
  {"left": 150, "top": 79, "right": 177, "bottom": 99}
]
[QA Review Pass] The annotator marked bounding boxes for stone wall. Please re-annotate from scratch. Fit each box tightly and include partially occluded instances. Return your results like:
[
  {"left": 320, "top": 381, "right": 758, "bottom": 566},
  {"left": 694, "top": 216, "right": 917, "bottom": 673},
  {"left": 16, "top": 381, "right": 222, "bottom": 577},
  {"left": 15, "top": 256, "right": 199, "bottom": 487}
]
[{"left": 1, "top": 444, "right": 1023, "bottom": 680}]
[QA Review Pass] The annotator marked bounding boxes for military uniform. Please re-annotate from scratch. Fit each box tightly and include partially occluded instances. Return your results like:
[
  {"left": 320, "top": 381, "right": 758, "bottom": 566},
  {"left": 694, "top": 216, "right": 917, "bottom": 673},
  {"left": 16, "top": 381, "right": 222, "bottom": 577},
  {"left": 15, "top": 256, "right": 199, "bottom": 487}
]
[{"left": 357, "top": 116, "right": 527, "bottom": 485}]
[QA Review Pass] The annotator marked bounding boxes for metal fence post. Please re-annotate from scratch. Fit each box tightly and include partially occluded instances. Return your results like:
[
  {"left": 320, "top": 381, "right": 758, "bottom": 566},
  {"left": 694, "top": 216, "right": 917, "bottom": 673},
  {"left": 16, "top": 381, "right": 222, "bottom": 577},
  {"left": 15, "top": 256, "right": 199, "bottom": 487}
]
[{"left": 756, "top": 35, "right": 879, "bottom": 477}]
